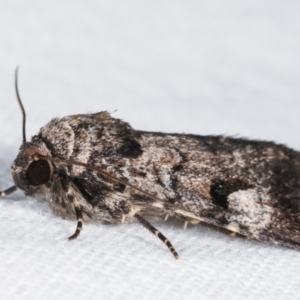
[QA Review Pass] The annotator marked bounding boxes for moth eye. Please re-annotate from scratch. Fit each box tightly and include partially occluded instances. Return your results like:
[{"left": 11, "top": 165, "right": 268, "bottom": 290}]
[{"left": 26, "top": 160, "right": 51, "bottom": 186}]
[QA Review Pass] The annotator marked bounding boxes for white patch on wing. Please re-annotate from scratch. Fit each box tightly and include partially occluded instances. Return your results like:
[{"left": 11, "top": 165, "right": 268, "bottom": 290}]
[
  {"left": 227, "top": 189, "right": 273, "bottom": 236},
  {"left": 157, "top": 165, "right": 172, "bottom": 189}
]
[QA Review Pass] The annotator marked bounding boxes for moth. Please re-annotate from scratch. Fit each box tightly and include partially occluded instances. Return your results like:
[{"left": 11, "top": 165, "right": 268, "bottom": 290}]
[{"left": 1, "top": 69, "right": 300, "bottom": 259}]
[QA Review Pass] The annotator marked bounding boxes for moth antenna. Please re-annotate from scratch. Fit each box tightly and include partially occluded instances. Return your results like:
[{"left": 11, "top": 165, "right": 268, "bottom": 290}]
[
  {"left": 15, "top": 66, "right": 27, "bottom": 143},
  {"left": 41, "top": 155, "right": 202, "bottom": 222}
]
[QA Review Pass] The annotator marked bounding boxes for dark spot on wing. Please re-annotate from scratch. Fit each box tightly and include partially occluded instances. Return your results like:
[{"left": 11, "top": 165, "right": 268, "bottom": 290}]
[
  {"left": 73, "top": 178, "right": 95, "bottom": 203},
  {"left": 73, "top": 177, "right": 109, "bottom": 206},
  {"left": 118, "top": 138, "right": 143, "bottom": 158},
  {"left": 172, "top": 164, "right": 183, "bottom": 172},
  {"left": 113, "top": 183, "right": 126, "bottom": 193},
  {"left": 283, "top": 197, "right": 300, "bottom": 210},
  {"left": 76, "top": 122, "right": 91, "bottom": 130},
  {"left": 218, "top": 215, "right": 229, "bottom": 226},
  {"left": 271, "top": 158, "right": 299, "bottom": 195},
  {"left": 210, "top": 178, "right": 252, "bottom": 209},
  {"left": 132, "top": 194, "right": 154, "bottom": 204}
]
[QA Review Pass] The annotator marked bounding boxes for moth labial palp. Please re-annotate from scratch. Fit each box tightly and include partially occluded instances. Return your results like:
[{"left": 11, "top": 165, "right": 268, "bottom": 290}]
[{"left": 3, "top": 67, "right": 300, "bottom": 259}]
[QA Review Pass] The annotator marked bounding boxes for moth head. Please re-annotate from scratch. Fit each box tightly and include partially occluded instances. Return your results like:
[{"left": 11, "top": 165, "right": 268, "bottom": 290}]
[
  {"left": 11, "top": 136, "right": 53, "bottom": 196},
  {"left": 9, "top": 68, "right": 54, "bottom": 197}
]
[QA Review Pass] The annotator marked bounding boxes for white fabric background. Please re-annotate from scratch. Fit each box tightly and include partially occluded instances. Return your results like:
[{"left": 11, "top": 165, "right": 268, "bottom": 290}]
[{"left": 0, "top": 1, "right": 300, "bottom": 299}]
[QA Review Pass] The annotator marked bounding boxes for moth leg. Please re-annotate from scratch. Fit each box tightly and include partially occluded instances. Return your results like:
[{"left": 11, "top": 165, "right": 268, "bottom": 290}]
[
  {"left": 68, "top": 205, "right": 83, "bottom": 240},
  {"left": 0, "top": 186, "right": 17, "bottom": 197},
  {"left": 134, "top": 213, "right": 179, "bottom": 259},
  {"left": 122, "top": 215, "right": 126, "bottom": 223},
  {"left": 164, "top": 214, "right": 169, "bottom": 221},
  {"left": 183, "top": 221, "right": 189, "bottom": 230}
]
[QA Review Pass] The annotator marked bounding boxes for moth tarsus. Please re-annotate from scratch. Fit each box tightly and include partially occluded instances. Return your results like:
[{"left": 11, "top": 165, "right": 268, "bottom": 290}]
[{"left": 2, "top": 68, "right": 300, "bottom": 259}]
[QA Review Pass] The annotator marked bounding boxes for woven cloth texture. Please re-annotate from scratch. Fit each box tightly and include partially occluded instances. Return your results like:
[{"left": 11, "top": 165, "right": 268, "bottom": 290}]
[{"left": 0, "top": 1, "right": 300, "bottom": 299}]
